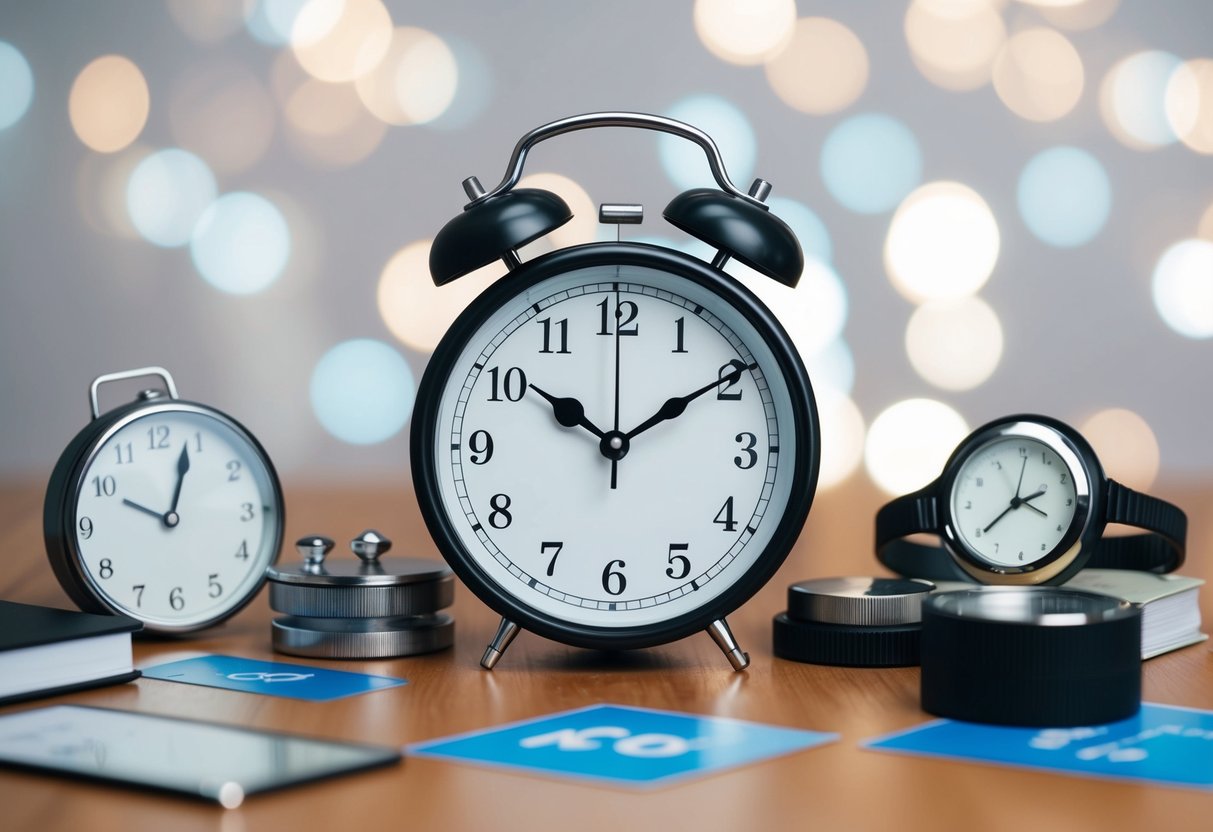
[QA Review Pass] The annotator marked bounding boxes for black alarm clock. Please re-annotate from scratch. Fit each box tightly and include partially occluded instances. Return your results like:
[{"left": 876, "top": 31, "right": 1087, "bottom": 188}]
[{"left": 410, "top": 112, "right": 820, "bottom": 670}]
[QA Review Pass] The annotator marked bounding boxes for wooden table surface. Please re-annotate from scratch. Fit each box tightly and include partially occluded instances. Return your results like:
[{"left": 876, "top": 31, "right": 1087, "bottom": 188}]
[{"left": 1, "top": 476, "right": 1211, "bottom": 831}]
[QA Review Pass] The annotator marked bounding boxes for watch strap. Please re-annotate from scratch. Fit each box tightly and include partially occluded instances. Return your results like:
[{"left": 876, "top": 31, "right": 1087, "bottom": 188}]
[{"left": 875, "top": 489, "right": 974, "bottom": 581}]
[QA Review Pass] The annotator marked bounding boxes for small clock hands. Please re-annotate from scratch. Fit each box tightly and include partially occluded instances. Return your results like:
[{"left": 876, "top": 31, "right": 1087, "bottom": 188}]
[
  {"left": 164, "top": 444, "right": 190, "bottom": 527},
  {"left": 611, "top": 286, "right": 624, "bottom": 490},
  {"left": 982, "top": 457, "right": 1049, "bottom": 533},
  {"left": 121, "top": 498, "right": 164, "bottom": 523},
  {"left": 528, "top": 384, "right": 605, "bottom": 439},
  {"left": 625, "top": 360, "right": 757, "bottom": 441}
]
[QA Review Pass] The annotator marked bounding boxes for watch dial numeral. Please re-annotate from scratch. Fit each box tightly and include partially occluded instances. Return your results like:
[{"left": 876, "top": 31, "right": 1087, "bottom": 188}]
[
  {"left": 226, "top": 460, "right": 242, "bottom": 481},
  {"left": 240, "top": 502, "right": 255, "bottom": 522},
  {"left": 488, "top": 493, "right": 513, "bottom": 529},
  {"left": 665, "top": 544, "right": 690, "bottom": 580},
  {"left": 132, "top": 584, "right": 144, "bottom": 607},
  {"left": 169, "top": 587, "right": 185, "bottom": 610},
  {"left": 468, "top": 430, "right": 494, "bottom": 464},
  {"left": 597, "top": 298, "right": 639, "bottom": 336},
  {"left": 486, "top": 366, "right": 527, "bottom": 402},
  {"left": 541, "top": 541, "right": 563, "bottom": 576},
  {"left": 672, "top": 317, "right": 688, "bottom": 353},
  {"left": 733, "top": 432, "right": 758, "bottom": 469},
  {"left": 194, "top": 431, "right": 204, "bottom": 453},
  {"left": 537, "top": 317, "right": 571, "bottom": 354},
  {"left": 91, "top": 475, "right": 116, "bottom": 497},
  {"left": 147, "top": 425, "right": 170, "bottom": 450},
  {"left": 98, "top": 558, "right": 114, "bottom": 579},
  {"left": 78, "top": 516, "right": 94, "bottom": 539},
  {"left": 208, "top": 573, "right": 223, "bottom": 598},
  {"left": 601, "top": 559, "right": 627, "bottom": 595},
  {"left": 713, "top": 496, "right": 738, "bottom": 532},
  {"left": 235, "top": 540, "right": 249, "bottom": 560},
  {"left": 716, "top": 362, "right": 743, "bottom": 401},
  {"left": 114, "top": 442, "right": 133, "bottom": 465}
]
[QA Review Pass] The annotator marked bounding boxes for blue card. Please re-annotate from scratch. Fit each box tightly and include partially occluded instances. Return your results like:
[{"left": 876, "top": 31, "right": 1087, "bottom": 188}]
[
  {"left": 409, "top": 704, "right": 836, "bottom": 788},
  {"left": 865, "top": 703, "right": 1213, "bottom": 791},
  {"left": 141, "top": 655, "right": 406, "bottom": 701}
]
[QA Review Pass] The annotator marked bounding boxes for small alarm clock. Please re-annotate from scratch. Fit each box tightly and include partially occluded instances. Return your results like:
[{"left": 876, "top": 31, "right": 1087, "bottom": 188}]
[
  {"left": 44, "top": 367, "right": 285, "bottom": 633},
  {"left": 411, "top": 112, "right": 820, "bottom": 670}
]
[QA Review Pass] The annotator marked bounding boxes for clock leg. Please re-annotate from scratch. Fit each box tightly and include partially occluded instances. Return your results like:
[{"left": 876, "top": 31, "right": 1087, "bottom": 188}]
[
  {"left": 480, "top": 617, "right": 521, "bottom": 670},
  {"left": 706, "top": 618, "right": 750, "bottom": 671}
]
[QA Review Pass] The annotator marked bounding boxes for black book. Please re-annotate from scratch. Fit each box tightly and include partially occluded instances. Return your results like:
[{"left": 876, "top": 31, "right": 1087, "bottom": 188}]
[{"left": 0, "top": 600, "right": 141, "bottom": 706}]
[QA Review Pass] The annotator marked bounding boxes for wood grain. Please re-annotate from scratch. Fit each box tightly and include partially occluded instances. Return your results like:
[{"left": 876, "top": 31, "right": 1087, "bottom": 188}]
[{"left": 1, "top": 476, "right": 1211, "bottom": 830}]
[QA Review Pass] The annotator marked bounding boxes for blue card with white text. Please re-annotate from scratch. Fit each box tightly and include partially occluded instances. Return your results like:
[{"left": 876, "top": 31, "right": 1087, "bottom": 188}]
[
  {"left": 409, "top": 704, "right": 836, "bottom": 788},
  {"left": 141, "top": 655, "right": 406, "bottom": 701},
  {"left": 865, "top": 703, "right": 1213, "bottom": 790}
]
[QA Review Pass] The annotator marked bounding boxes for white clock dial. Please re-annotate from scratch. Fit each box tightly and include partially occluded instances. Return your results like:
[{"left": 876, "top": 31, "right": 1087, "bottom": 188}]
[
  {"left": 950, "top": 436, "right": 1080, "bottom": 568},
  {"left": 71, "top": 406, "right": 281, "bottom": 628},
  {"left": 431, "top": 262, "right": 801, "bottom": 629}
]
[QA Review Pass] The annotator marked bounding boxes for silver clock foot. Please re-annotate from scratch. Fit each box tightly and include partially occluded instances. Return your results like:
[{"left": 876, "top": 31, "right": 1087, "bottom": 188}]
[
  {"left": 707, "top": 618, "right": 750, "bottom": 671},
  {"left": 481, "top": 617, "right": 521, "bottom": 670}
]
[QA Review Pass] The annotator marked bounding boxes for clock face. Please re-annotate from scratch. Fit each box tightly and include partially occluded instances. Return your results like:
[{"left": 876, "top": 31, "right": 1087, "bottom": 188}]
[
  {"left": 419, "top": 250, "right": 814, "bottom": 638},
  {"left": 68, "top": 405, "right": 282, "bottom": 629},
  {"left": 949, "top": 435, "right": 1082, "bottom": 569}
]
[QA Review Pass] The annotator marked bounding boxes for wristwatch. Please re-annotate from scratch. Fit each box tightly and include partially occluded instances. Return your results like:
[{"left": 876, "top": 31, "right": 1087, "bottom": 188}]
[{"left": 876, "top": 414, "right": 1186, "bottom": 585}]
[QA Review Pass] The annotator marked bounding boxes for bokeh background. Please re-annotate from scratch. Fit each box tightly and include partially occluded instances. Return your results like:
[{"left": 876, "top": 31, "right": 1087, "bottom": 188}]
[{"left": 1, "top": 0, "right": 1211, "bottom": 500}]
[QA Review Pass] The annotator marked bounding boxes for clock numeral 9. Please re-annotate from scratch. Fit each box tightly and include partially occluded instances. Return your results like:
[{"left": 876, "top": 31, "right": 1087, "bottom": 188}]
[
  {"left": 91, "top": 475, "right": 116, "bottom": 497},
  {"left": 147, "top": 425, "right": 170, "bottom": 450},
  {"left": 666, "top": 544, "right": 690, "bottom": 580},
  {"left": 488, "top": 494, "right": 513, "bottom": 529},
  {"left": 537, "top": 317, "right": 571, "bottom": 354},
  {"left": 541, "top": 541, "right": 563, "bottom": 576},
  {"left": 602, "top": 559, "right": 627, "bottom": 596},
  {"left": 78, "top": 516, "right": 94, "bottom": 539},
  {"left": 468, "top": 430, "right": 494, "bottom": 464},
  {"left": 713, "top": 496, "right": 737, "bottom": 533},
  {"left": 597, "top": 298, "right": 638, "bottom": 336},
  {"left": 486, "top": 366, "right": 527, "bottom": 402},
  {"left": 169, "top": 587, "right": 184, "bottom": 611},
  {"left": 734, "top": 433, "right": 758, "bottom": 469}
]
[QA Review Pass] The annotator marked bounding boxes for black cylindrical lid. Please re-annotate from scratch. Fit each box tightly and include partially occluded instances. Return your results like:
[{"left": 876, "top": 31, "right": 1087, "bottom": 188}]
[
  {"left": 773, "top": 613, "right": 921, "bottom": 667},
  {"left": 921, "top": 587, "right": 1142, "bottom": 727}
]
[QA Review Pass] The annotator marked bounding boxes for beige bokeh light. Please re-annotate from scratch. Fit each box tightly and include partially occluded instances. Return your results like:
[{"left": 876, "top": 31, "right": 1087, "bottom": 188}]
[
  {"left": 282, "top": 74, "right": 386, "bottom": 167},
  {"left": 1080, "top": 408, "right": 1160, "bottom": 491},
  {"left": 906, "top": 296, "right": 1004, "bottom": 391},
  {"left": 992, "top": 27, "right": 1084, "bottom": 122},
  {"left": 378, "top": 240, "right": 503, "bottom": 353},
  {"left": 736, "top": 259, "right": 847, "bottom": 360},
  {"left": 904, "top": 0, "right": 1006, "bottom": 91},
  {"left": 1198, "top": 202, "right": 1213, "bottom": 240},
  {"left": 1165, "top": 59, "right": 1213, "bottom": 155},
  {"left": 1152, "top": 239, "right": 1213, "bottom": 339},
  {"left": 69, "top": 55, "right": 150, "bottom": 153},
  {"left": 765, "top": 17, "right": 868, "bottom": 115},
  {"left": 1036, "top": 0, "right": 1120, "bottom": 31},
  {"left": 355, "top": 27, "right": 458, "bottom": 125},
  {"left": 693, "top": 0, "right": 796, "bottom": 66},
  {"left": 865, "top": 399, "right": 969, "bottom": 496},
  {"left": 816, "top": 390, "right": 866, "bottom": 490},
  {"left": 291, "top": 0, "right": 393, "bottom": 83},
  {"left": 170, "top": 62, "right": 276, "bottom": 175},
  {"left": 885, "top": 181, "right": 1000, "bottom": 303}
]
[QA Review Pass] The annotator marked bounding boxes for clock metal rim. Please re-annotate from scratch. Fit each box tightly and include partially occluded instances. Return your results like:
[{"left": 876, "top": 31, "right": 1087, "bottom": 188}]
[
  {"left": 43, "top": 398, "right": 286, "bottom": 633},
  {"left": 937, "top": 414, "right": 1104, "bottom": 585},
  {"left": 411, "top": 241, "right": 820, "bottom": 651}
]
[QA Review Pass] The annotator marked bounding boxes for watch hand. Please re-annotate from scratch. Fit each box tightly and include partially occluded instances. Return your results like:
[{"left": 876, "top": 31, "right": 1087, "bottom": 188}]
[
  {"left": 528, "top": 384, "right": 606, "bottom": 438},
  {"left": 1019, "top": 490, "right": 1048, "bottom": 517},
  {"left": 983, "top": 489, "right": 1050, "bottom": 532},
  {"left": 982, "top": 504, "right": 1015, "bottom": 534},
  {"left": 164, "top": 444, "right": 190, "bottom": 527},
  {"left": 625, "top": 360, "right": 756, "bottom": 441},
  {"left": 1015, "top": 456, "right": 1027, "bottom": 499},
  {"left": 611, "top": 287, "right": 622, "bottom": 490},
  {"left": 121, "top": 498, "right": 165, "bottom": 522}
]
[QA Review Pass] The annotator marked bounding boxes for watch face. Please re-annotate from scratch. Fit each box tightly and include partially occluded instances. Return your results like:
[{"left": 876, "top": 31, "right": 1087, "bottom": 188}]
[
  {"left": 415, "top": 246, "right": 816, "bottom": 644},
  {"left": 67, "top": 404, "right": 282, "bottom": 630},
  {"left": 947, "top": 426, "right": 1087, "bottom": 572}
]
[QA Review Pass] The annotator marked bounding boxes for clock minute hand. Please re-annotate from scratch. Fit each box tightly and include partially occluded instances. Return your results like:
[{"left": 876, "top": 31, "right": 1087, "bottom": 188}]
[
  {"left": 122, "top": 498, "right": 165, "bottom": 522},
  {"left": 528, "top": 384, "right": 606, "bottom": 439},
  {"left": 625, "top": 361, "right": 757, "bottom": 441},
  {"left": 1019, "top": 489, "right": 1048, "bottom": 517},
  {"left": 164, "top": 444, "right": 190, "bottom": 527}
]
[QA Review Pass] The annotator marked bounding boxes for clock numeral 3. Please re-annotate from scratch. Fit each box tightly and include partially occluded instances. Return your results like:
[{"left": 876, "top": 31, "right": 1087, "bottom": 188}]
[
  {"left": 240, "top": 502, "right": 255, "bottom": 522},
  {"left": 541, "top": 541, "right": 563, "bottom": 576},
  {"left": 597, "top": 298, "right": 638, "bottom": 336},
  {"left": 665, "top": 544, "right": 690, "bottom": 580},
  {"left": 713, "top": 497, "right": 737, "bottom": 533},
  {"left": 468, "top": 430, "right": 494, "bottom": 464},
  {"left": 537, "top": 317, "right": 571, "bottom": 354},
  {"left": 486, "top": 366, "right": 527, "bottom": 402},
  {"left": 601, "top": 559, "right": 627, "bottom": 595},
  {"left": 488, "top": 493, "right": 513, "bottom": 529},
  {"left": 734, "top": 433, "right": 758, "bottom": 469}
]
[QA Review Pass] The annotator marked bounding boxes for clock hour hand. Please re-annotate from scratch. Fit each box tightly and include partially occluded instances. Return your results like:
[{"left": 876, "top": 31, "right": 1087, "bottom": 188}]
[
  {"left": 625, "top": 360, "right": 757, "bottom": 441},
  {"left": 984, "top": 489, "right": 1050, "bottom": 532},
  {"left": 164, "top": 444, "right": 190, "bottom": 528},
  {"left": 1019, "top": 489, "right": 1048, "bottom": 517},
  {"left": 121, "top": 498, "right": 165, "bottom": 522},
  {"left": 528, "top": 384, "right": 606, "bottom": 439}
]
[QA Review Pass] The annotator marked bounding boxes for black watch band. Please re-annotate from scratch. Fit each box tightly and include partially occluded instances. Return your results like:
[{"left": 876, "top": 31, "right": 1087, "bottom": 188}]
[{"left": 876, "top": 479, "right": 1186, "bottom": 582}]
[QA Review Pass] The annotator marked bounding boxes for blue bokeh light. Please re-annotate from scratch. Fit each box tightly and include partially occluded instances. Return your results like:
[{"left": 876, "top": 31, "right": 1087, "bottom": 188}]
[
  {"left": 0, "top": 41, "right": 34, "bottom": 131},
  {"left": 659, "top": 95, "right": 756, "bottom": 192},
  {"left": 310, "top": 339, "right": 416, "bottom": 445},
  {"left": 190, "top": 192, "right": 291, "bottom": 294},
  {"left": 428, "top": 35, "right": 491, "bottom": 131},
  {"left": 244, "top": 0, "right": 309, "bottom": 46},
  {"left": 1108, "top": 51, "right": 1182, "bottom": 147},
  {"left": 766, "top": 196, "right": 832, "bottom": 263},
  {"left": 1017, "top": 146, "right": 1112, "bottom": 248},
  {"left": 126, "top": 148, "right": 217, "bottom": 248},
  {"left": 820, "top": 113, "right": 922, "bottom": 214}
]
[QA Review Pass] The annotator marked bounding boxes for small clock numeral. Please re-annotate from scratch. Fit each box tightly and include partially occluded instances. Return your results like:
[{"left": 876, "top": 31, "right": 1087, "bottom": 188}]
[
  {"left": 488, "top": 493, "right": 513, "bottom": 529},
  {"left": 734, "top": 433, "right": 758, "bottom": 469},
  {"left": 240, "top": 502, "right": 255, "bottom": 522},
  {"left": 468, "top": 430, "right": 494, "bottom": 464},
  {"left": 98, "top": 558, "right": 114, "bottom": 579},
  {"left": 226, "top": 460, "right": 242, "bottom": 481},
  {"left": 541, "top": 541, "right": 563, "bottom": 576},
  {"left": 665, "top": 544, "right": 690, "bottom": 580},
  {"left": 713, "top": 497, "right": 737, "bottom": 532},
  {"left": 487, "top": 366, "right": 527, "bottom": 402},
  {"left": 716, "top": 363, "right": 743, "bottom": 401},
  {"left": 193, "top": 431, "right": 204, "bottom": 453},
  {"left": 169, "top": 587, "right": 184, "bottom": 610},
  {"left": 91, "top": 475, "right": 116, "bottom": 497},
  {"left": 537, "top": 317, "right": 571, "bottom": 354},
  {"left": 114, "top": 442, "right": 133, "bottom": 465},
  {"left": 132, "top": 584, "right": 144, "bottom": 607},
  {"left": 78, "top": 517, "right": 94, "bottom": 539},
  {"left": 147, "top": 425, "right": 170, "bottom": 450},
  {"left": 208, "top": 573, "right": 223, "bottom": 598},
  {"left": 597, "top": 298, "right": 639, "bottom": 336},
  {"left": 672, "top": 317, "right": 688, "bottom": 353},
  {"left": 601, "top": 559, "right": 627, "bottom": 595},
  {"left": 235, "top": 540, "right": 249, "bottom": 560}
]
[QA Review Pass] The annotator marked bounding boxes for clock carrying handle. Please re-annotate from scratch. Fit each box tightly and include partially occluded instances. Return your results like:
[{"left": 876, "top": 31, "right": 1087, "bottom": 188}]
[
  {"left": 874, "top": 480, "right": 1187, "bottom": 583},
  {"left": 89, "top": 367, "right": 179, "bottom": 419},
  {"left": 466, "top": 111, "right": 765, "bottom": 208}
]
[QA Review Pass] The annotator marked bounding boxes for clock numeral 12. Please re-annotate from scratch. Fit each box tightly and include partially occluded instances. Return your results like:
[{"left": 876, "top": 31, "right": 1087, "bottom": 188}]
[{"left": 597, "top": 298, "right": 638, "bottom": 336}]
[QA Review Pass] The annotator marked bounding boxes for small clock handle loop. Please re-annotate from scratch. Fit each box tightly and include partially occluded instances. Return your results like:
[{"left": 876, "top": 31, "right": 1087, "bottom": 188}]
[{"left": 89, "top": 366, "right": 179, "bottom": 420}]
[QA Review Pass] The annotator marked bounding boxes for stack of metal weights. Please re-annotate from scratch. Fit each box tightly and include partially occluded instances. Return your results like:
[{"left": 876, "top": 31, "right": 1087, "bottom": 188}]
[{"left": 267, "top": 530, "right": 455, "bottom": 659}]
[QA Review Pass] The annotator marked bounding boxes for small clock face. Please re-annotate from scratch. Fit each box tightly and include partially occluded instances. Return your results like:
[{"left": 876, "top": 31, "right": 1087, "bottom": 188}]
[
  {"left": 68, "top": 405, "right": 282, "bottom": 629},
  {"left": 949, "top": 435, "right": 1082, "bottom": 569},
  {"left": 417, "top": 247, "right": 816, "bottom": 642}
]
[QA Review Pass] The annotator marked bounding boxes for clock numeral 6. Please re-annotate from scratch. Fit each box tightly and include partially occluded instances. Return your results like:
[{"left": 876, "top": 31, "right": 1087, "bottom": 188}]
[
  {"left": 486, "top": 366, "right": 527, "bottom": 402},
  {"left": 468, "top": 430, "right": 494, "bottom": 465},
  {"left": 602, "top": 559, "right": 627, "bottom": 596},
  {"left": 169, "top": 586, "right": 184, "bottom": 611},
  {"left": 665, "top": 544, "right": 690, "bottom": 580},
  {"left": 488, "top": 494, "right": 513, "bottom": 529}
]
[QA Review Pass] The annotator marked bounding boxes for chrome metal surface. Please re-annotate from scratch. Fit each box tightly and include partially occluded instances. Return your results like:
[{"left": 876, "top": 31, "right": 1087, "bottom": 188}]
[
  {"left": 707, "top": 617, "right": 750, "bottom": 671},
  {"left": 272, "top": 613, "right": 455, "bottom": 659},
  {"left": 599, "top": 203, "right": 644, "bottom": 224},
  {"left": 89, "top": 366, "right": 178, "bottom": 419},
  {"left": 481, "top": 617, "right": 520, "bottom": 670},
  {"left": 350, "top": 529, "right": 391, "bottom": 563},
  {"left": 927, "top": 586, "right": 1135, "bottom": 626},
  {"left": 789, "top": 577, "right": 935, "bottom": 626},
  {"left": 296, "top": 535, "right": 334, "bottom": 573}
]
